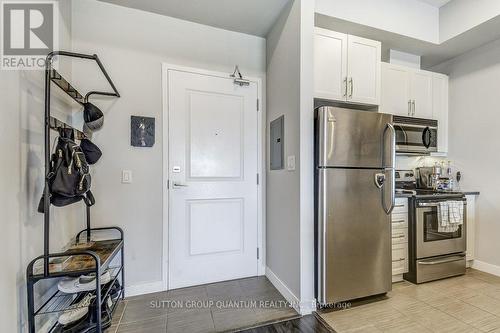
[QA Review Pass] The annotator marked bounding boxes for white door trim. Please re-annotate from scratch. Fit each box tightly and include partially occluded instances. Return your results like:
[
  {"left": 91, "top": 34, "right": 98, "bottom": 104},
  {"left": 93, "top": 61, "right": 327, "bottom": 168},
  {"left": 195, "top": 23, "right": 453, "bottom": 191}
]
[{"left": 161, "top": 63, "right": 265, "bottom": 291}]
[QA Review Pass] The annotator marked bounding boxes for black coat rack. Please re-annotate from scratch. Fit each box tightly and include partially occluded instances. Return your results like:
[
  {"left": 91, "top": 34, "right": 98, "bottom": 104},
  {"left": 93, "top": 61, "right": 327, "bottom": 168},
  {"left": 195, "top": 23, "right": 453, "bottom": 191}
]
[{"left": 26, "top": 51, "right": 123, "bottom": 333}]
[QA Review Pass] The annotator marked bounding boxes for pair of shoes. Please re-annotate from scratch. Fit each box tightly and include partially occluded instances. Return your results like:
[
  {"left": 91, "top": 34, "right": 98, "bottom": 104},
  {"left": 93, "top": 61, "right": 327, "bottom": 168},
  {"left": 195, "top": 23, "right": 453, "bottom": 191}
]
[
  {"left": 58, "top": 270, "right": 111, "bottom": 294},
  {"left": 58, "top": 294, "right": 95, "bottom": 325}
]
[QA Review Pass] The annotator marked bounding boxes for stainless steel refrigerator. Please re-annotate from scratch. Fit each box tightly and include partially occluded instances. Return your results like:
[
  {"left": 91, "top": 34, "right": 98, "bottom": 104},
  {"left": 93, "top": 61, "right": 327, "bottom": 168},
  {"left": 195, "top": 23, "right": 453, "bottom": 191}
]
[{"left": 315, "top": 106, "right": 395, "bottom": 305}]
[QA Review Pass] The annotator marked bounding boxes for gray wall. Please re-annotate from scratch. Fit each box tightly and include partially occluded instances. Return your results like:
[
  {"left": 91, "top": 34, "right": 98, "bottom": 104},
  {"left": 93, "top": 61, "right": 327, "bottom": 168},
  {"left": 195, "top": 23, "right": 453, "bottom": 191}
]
[
  {"left": 266, "top": 0, "right": 302, "bottom": 298},
  {"left": 70, "top": 0, "right": 266, "bottom": 291},
  {"left": 266, "top": 0, "right": 315, "bottom": 311},
  {"left": 0, "top": 1, "right": 77, "bottom": 332},
  {"left": 435, "top": 38, "right": 500, "bottom": 269}
]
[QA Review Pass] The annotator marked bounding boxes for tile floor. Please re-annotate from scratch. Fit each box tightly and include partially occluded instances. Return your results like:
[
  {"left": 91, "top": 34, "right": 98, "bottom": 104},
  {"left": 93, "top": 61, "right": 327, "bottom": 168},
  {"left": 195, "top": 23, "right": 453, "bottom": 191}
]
[
  {"left": 320, "top": 269, "right": 500, "bottom": 333},
  {"left": 239, "top": 314, "right": 334, "bottom": 333},
  {"left": 106, "top": 276, "right": 298, "bottom": 333}
]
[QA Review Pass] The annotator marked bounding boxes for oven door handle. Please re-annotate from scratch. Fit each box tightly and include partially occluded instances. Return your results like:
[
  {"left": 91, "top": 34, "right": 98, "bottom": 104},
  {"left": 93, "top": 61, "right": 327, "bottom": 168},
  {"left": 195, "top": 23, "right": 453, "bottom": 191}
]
[
  {"left": 417, "top": 254, "right": 465, "bottom": 266},
  {"left": 418, "top": 201, "right": 466, "bottom": 208}
]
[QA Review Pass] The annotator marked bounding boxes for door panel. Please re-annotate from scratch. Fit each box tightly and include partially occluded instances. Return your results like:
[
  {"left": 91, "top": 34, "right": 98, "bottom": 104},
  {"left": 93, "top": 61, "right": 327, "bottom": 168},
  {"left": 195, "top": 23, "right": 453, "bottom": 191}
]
[
  {"left": 381, "top": 63, "right": 411, "bottom": 116},
  {"left": 188, "top": 91, "right": 243, "bottom": 179},
  {"left": 317, "top": 106, "right": 392, "bottom": 168},
  {"left": 411, "top": 71, "right": 433, "bottom": 119},
  {"left": 416, "top": 205, "right": 466, "bottom": 259},
  {"left": 314, "top": 28, "right": 348, "bottom": 101},
  {"left": 188, "top": 198, "right": 243, "bottom": 255},
  {"left": 168, "top": 69, "right": 258, "bottom": 289},
  {"left": 347, "top": 35, "right": 381, "bottom": 105},
  {"left": 320, "top": 168, "right": 391, "bottom": 303}
]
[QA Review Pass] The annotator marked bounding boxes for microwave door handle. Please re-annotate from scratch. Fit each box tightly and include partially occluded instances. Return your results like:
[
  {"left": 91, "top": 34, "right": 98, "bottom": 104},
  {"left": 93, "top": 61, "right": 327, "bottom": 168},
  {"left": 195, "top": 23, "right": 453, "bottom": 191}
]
[{"left": 422, "top": 126, "right": 431, "bottom": 149}]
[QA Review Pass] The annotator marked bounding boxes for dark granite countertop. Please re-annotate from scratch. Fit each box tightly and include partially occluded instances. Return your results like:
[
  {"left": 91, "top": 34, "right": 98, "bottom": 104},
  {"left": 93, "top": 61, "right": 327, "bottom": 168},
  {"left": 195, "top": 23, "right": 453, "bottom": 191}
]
[
  {"left": 395, "top": 191, "right": 480, "bottom": 198},
  {"left": 462, "top": 191, "right": 480, "bottom": 196}
]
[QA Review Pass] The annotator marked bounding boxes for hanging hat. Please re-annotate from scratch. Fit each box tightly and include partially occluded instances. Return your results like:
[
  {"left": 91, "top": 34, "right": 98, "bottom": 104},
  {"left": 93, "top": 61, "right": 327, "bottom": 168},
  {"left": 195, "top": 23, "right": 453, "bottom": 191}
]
[
  {"left": 83, "top": 102, "right": 104, "bottom": 131},
  {"left": 83, "top": 122, "right": 93, "bottom": 139},
  {"left": 79, "top": 138, "right": 102, "bottom": 165}
]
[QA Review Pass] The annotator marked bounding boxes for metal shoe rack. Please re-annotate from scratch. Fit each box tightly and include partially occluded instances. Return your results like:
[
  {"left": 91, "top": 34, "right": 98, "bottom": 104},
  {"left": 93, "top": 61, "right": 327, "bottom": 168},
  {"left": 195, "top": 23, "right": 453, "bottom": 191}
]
[{"left": 26, "top": 51, "right": 123, "bottom": 333}]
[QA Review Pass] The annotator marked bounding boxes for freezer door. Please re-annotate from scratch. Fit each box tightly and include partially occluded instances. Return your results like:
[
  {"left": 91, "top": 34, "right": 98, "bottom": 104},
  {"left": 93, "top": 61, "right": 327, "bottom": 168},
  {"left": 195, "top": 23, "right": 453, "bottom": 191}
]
[
  {"left": 317, "top": 168, "right": 392, "bottom": 304},
  {"left": 317, "top": 106, "right": 394, "bottom": 168}
]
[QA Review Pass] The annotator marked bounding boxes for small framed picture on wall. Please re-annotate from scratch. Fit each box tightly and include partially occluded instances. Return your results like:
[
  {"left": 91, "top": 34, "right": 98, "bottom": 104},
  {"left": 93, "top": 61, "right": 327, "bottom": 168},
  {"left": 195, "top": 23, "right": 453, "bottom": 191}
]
[{"left": 131, "top": 116, "right": 155, "bottom": 147}]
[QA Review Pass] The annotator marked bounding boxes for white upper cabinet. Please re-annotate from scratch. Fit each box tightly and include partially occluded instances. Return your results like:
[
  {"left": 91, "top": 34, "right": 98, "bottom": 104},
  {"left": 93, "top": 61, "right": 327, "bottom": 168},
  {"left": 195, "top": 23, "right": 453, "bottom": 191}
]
[
  {"left": 381, "top": 63, "right": 433, "bottom": 118},
  {"left": 380, "top": 63, "right": 411, "bottom": 116},
  {"left": 381, "top": 62, "right": 449, "bottom": 154},
  {"left": 347, "top": 35, "right": 381, "bottom": 105},
  {"left": 410, "top": 71, "right": 433, "bottom": 119},
  {"left": 314, "top": 29, "right": 347, "bottom": 101},
  {"left": 432, "top": 73, "right": 449, "bottom": 154},
  {"left": 314, "top": 28, "right": 381, "bottom": 105}
]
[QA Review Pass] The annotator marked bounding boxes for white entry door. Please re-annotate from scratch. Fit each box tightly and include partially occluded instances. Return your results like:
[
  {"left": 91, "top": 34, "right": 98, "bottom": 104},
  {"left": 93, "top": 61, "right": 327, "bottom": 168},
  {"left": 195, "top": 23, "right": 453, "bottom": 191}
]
[{"left": 167, "top": 68, "right": 259, "bottom": 289}]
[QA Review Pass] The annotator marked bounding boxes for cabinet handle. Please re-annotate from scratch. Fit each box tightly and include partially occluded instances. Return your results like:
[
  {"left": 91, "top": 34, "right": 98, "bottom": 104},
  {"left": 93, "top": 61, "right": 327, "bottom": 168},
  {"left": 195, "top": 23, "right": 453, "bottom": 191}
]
[
  {"left": 408, "top": 100, "right": 411, "bottom": 116},
  {"left": 392, "top": 220, "right": 406, "bottom": 223},
  {"left": 392, "top": 258, "right": 405, "bottom": 262},
  {"left": 412, "top": 100, "right": 416, "bottom": 116},
  {"left": 349, "top": 78, "right": 353, "bottom": 97},
  {"left": 343, "top": 77, "right": 347, "bottom": 97},
  {"left": 392, "top": 235, "right": 405, "bottom": 239},
  {"left": 394, "top": 204, "right": 405, "bottom": 208}
]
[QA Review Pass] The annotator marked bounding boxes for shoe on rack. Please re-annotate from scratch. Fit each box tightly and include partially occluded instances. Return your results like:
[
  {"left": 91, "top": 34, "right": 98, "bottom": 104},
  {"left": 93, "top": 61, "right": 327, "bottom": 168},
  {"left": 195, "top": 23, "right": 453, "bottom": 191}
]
[
  {"left": 58, "top": 294, "right": 95, "bottom": 326},
  {"left": 58, "top": 270, "right": 111, "bottom": 294}
]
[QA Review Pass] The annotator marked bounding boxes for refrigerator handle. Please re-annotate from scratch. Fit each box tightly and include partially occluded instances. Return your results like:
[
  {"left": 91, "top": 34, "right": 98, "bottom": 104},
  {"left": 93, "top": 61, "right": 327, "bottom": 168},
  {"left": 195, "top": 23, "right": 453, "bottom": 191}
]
[
  {"left": 382, "top": 124, "right": 396, "bottom": 214},
  {"left": 382, "top": 168, "right": 395, "bottom": 214},
  {"left": 382, "top": 123, "right": 396, "bottom": 168}
]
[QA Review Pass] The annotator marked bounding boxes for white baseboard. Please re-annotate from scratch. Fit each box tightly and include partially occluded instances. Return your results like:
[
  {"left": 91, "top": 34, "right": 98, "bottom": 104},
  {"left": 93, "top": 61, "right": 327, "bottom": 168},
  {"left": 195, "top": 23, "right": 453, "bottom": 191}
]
[
  {"left": 265, "top": 266, "right": 305, "bottom": 314},
  {"left": 125, "top": 280, "right": 164, "bottom": 297},
  {"left": 472, "top": 260, "right": 500, "bottom": 277}
]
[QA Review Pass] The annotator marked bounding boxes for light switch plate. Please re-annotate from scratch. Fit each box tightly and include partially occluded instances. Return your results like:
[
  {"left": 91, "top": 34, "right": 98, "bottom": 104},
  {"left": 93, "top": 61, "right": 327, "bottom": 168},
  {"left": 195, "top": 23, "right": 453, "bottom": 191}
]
[
  {"left": 122, "top": 170, "right": 132, "bottom": 184},
  {"left": 287, "top": 155, "right": 296, "bottom": 171}
]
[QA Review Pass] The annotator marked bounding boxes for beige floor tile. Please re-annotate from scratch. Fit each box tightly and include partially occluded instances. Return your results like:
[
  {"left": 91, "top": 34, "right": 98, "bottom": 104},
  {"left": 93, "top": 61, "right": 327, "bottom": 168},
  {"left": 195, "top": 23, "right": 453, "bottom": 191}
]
[
  {"left": 468, "top": 314, "right": 500, "bottom": 332},
  {"left": 462, "top": 294, "right": 500, "bottom": 316},
  {"left": 321, "top": 309, "right": 373, "bottom": 332},
  {"left": 319, "top": 271, "right": 500, "bottom": 333},
  {"left": 375, "top": 317, "right": 431, "bottom": 333}
]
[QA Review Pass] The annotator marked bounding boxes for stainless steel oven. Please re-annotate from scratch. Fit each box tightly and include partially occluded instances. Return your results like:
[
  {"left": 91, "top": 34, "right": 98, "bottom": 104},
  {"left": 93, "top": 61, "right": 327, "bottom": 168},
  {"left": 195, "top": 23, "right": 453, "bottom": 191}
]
[
  {"left": 405, "top": 196, "right": 467, "bottom": 284},
  {"left": 393, "top": 116, "right": 438, "bottom": 155},
  {"left": 416, "top": 200, "right": 466, "bottom": 258}
]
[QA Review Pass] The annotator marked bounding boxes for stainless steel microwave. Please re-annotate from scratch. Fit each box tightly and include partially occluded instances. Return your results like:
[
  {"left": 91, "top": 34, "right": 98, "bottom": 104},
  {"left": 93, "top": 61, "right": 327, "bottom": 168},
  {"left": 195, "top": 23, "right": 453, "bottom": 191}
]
[{"left": 393, "top": 116, "right": 438, "bottom": 155}]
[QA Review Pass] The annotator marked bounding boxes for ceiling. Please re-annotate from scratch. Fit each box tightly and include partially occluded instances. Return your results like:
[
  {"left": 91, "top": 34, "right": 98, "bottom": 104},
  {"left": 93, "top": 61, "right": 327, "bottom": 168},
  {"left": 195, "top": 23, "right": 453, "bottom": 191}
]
[
  {"left": 98, "top": 0, "right": 290, "bottom": 37},
  {"left": 417, "top": 0, "right": 453, "bottom": 8}
]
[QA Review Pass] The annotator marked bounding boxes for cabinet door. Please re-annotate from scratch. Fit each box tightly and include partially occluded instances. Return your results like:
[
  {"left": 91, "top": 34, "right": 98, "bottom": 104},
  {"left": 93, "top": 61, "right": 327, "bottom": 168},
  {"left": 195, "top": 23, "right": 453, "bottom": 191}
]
[
  {"left": 411, "top": 71, "right": 433, "bottom": 119},
  {"left": 433, "top": 73, "right": 449, "bottom": 154},
  {"left": 347, "top": 35, "right": 381, "bottom": 105},
  {"left": 381, "top": 63, "right": 411, "bottom": 116},
  {"left": 314, "top": 28, "right": 348, "bottom": 101}
]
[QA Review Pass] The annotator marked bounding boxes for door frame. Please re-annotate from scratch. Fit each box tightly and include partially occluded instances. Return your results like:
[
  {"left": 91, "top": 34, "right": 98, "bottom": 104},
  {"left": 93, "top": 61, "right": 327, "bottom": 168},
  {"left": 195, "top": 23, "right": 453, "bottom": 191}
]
[{"left": 161, "top": 63, "right": 265, "bottom": 291}]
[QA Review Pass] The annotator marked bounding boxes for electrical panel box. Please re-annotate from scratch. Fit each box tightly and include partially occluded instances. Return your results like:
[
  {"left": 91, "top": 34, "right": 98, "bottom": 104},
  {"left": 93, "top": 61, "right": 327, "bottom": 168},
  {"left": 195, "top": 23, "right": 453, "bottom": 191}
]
[{"left": 270, "top": 115, "right": 284, "bottom": 170}]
